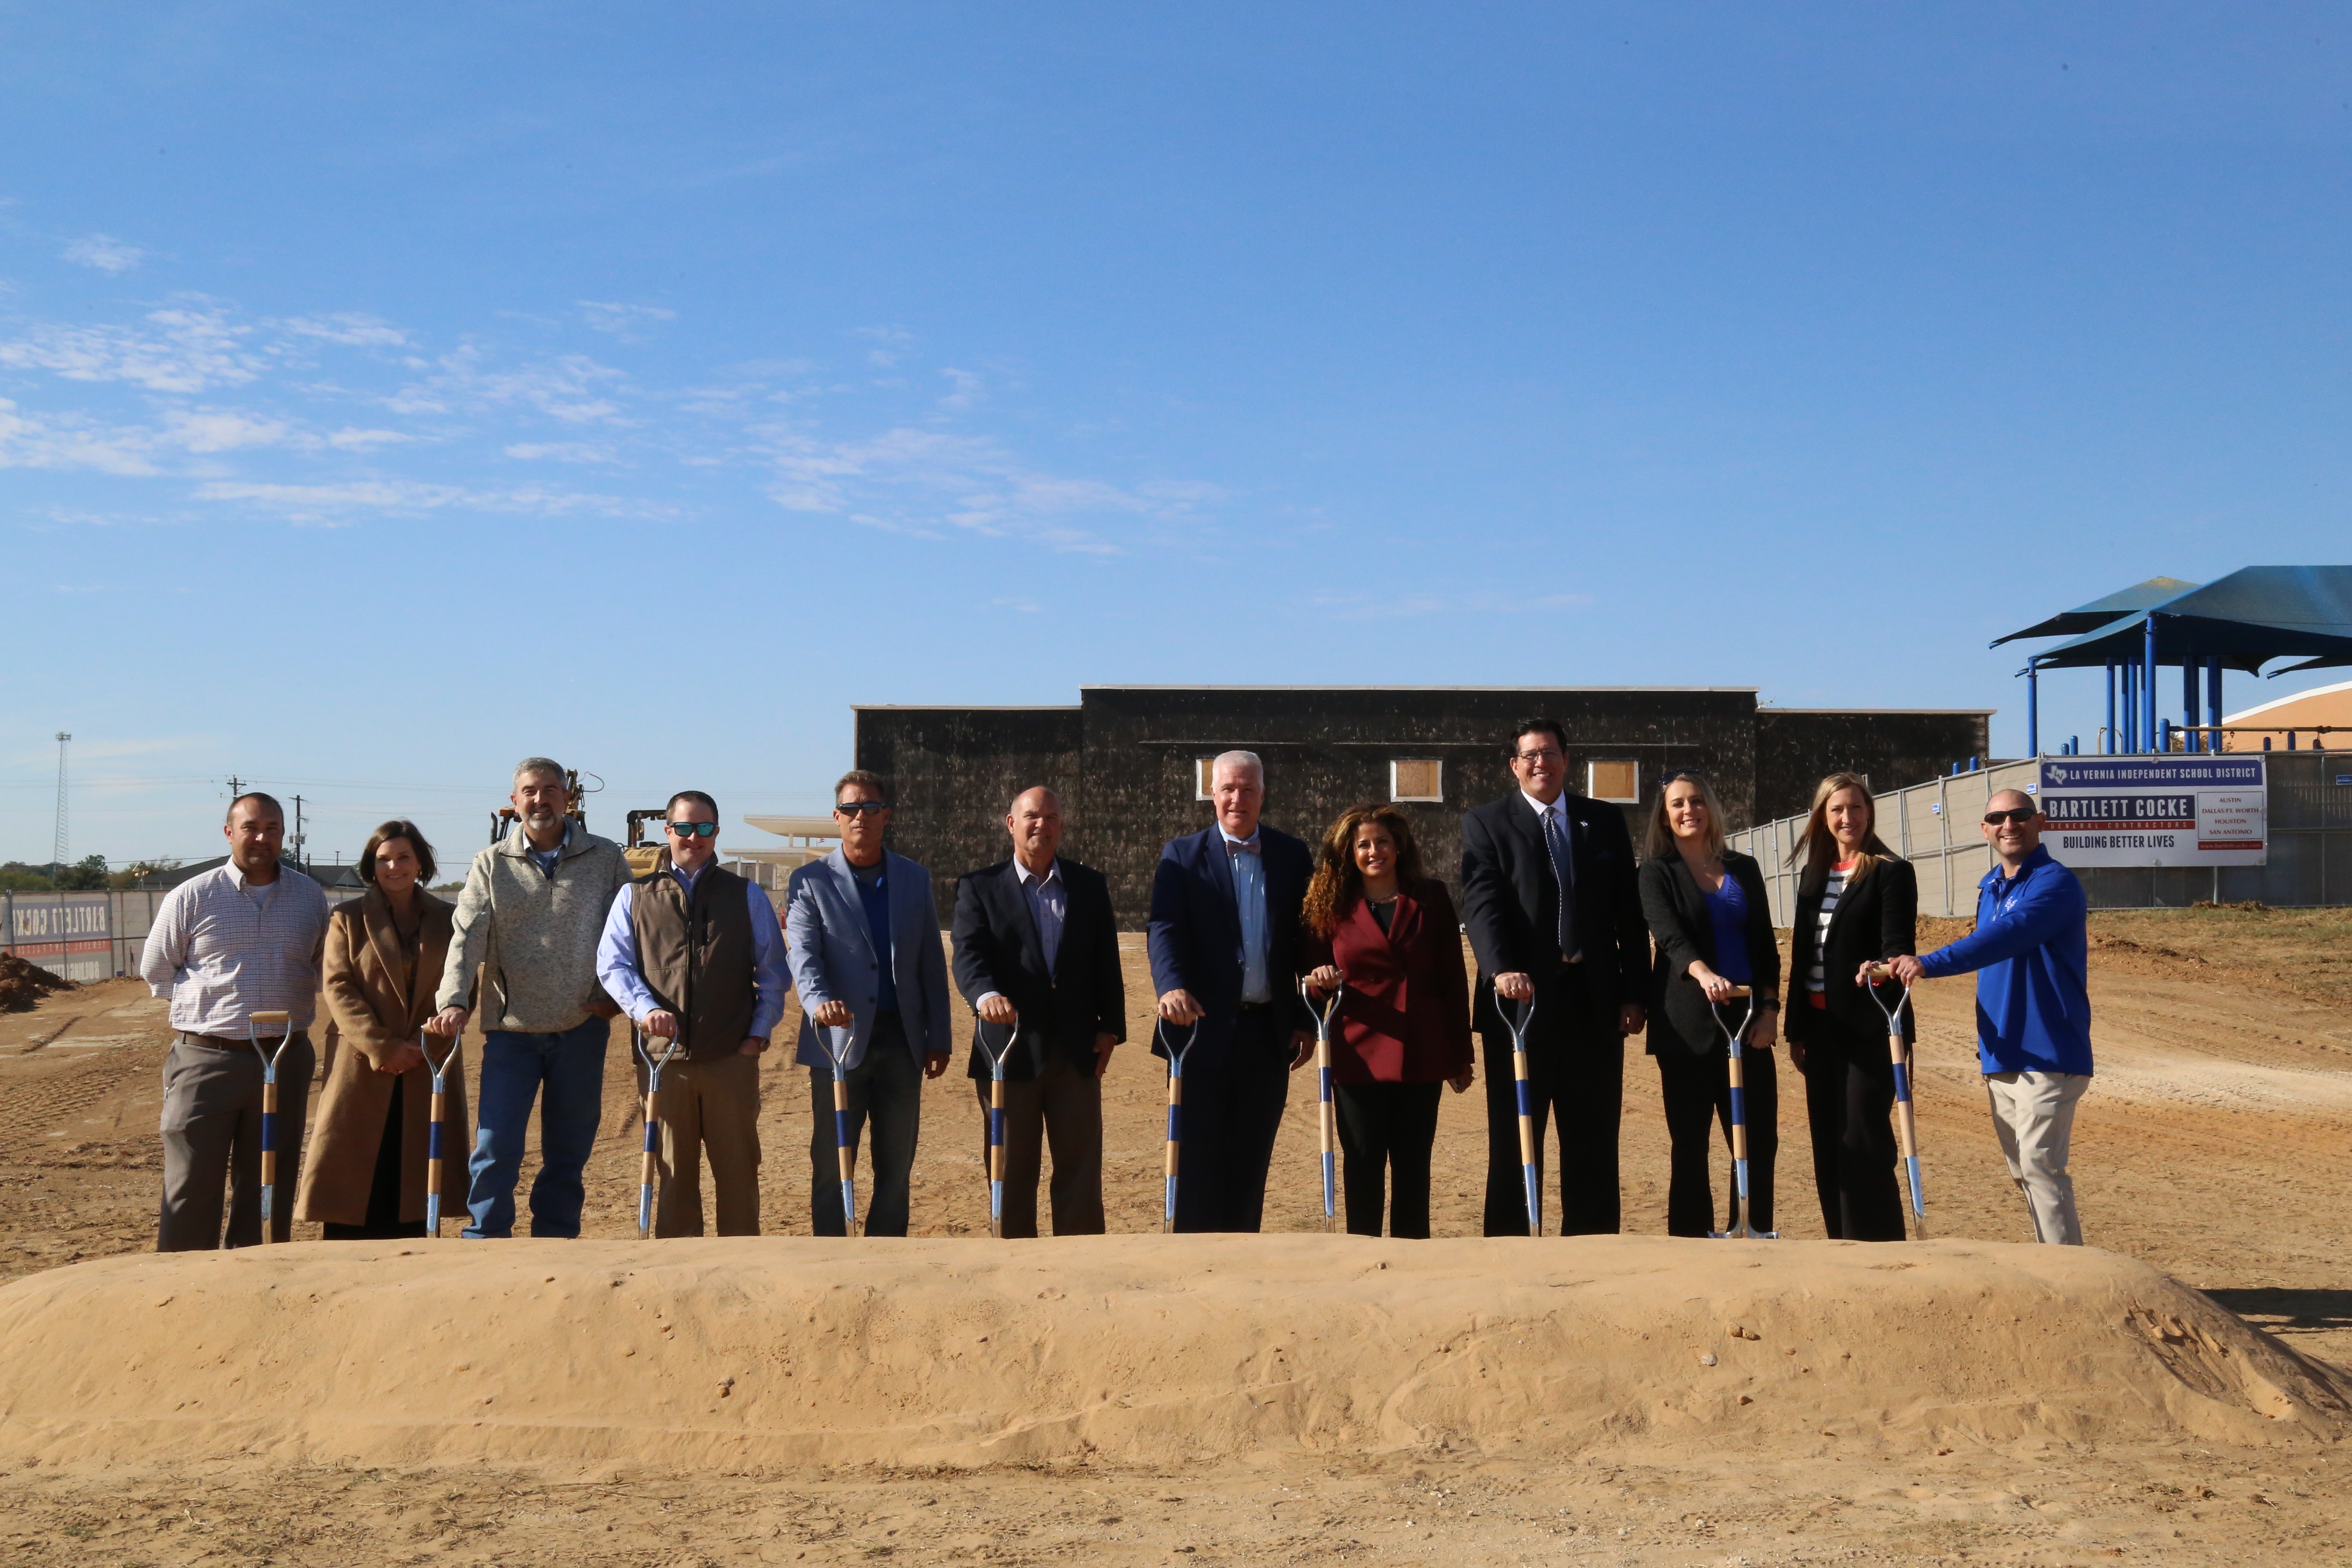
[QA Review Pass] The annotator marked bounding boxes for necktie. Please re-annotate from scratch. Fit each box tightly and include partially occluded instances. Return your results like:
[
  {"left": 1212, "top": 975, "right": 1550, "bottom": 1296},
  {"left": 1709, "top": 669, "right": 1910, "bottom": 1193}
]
[
  {"left": 1543, "top": 806, "right": 1578, "bottom": 960},
  {"left": 1227, "top": 837, "right": 1260, "bottom": 855}
]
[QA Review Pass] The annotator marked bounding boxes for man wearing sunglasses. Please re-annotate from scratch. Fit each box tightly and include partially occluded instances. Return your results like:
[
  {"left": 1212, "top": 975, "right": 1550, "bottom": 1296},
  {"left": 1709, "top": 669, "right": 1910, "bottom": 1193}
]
[
  {"left": 783, "top": 770, "right": 953, "bottom": 1236},
  {"left": 1880, "top": 788, "right": 2092, "bottom": 1245},
  {"left": 595, "top": 791, "right": 791, "bottom": 1236}
]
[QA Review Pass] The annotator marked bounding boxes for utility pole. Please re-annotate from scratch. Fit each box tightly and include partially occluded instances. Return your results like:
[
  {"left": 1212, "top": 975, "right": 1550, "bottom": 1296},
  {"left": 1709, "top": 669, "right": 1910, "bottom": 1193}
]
[
  {"left": 290, "top": 794, "right": 306, "bottom": 870},
  {"left": 52, "top": 733, "right": 70, "bottom": 876}
]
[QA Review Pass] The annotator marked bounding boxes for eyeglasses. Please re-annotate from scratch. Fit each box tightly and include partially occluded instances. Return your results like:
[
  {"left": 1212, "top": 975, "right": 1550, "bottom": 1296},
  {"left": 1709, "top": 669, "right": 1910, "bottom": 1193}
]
[
  {"left": 1514, "top": 747, "right": 1565, "bottom": 764},
  {"left": 666, "top": 820, "right": 718, "bottom": 839},
  {"left": 1982, "top": 807, "right": 2039, "bottom": 826},
  {"left": 834, "top": 801, "right": 890, "bottom": 816}
]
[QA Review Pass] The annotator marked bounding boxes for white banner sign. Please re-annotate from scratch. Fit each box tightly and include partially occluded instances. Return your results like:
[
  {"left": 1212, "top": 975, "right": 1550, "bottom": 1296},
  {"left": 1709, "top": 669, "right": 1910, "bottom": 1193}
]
[{"left": 2036, "top": 756, "right": 2266, "bottom": 867}]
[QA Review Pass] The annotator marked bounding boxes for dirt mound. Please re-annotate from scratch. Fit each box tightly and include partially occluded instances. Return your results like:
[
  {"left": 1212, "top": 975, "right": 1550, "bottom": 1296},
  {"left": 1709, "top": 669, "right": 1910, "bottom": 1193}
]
[
  {"left": 0, "top": 1236, "right": 2341, "bottom": 1474},
  {"left": 0, "top": 954, "right": 72, "bottom": 1012}
]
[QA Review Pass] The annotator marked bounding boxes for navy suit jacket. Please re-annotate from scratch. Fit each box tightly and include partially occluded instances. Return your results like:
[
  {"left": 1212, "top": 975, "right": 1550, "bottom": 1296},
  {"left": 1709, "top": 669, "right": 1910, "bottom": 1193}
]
[{"left": 1146, "top": 824, "right": 1314, "bottom": 1068}]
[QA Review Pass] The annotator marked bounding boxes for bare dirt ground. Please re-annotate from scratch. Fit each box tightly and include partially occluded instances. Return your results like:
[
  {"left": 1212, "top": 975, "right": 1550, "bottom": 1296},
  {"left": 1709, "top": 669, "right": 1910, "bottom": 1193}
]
[{"left": 1, "top": 906, "right": 2347, "bottom": 1565}]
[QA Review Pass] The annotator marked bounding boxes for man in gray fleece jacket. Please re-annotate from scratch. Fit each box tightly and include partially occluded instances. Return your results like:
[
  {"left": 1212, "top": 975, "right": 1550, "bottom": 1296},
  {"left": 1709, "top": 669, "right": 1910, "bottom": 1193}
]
[{"left": 433, "top": 758, "right": 634, "bottom": 1237}]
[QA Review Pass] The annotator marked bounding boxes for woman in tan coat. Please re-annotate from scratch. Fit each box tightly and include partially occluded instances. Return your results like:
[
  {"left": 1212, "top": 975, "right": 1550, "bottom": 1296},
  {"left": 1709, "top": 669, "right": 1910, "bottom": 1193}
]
[{"left": 295, "top": 820, "right": 468, "bottom": 1239}]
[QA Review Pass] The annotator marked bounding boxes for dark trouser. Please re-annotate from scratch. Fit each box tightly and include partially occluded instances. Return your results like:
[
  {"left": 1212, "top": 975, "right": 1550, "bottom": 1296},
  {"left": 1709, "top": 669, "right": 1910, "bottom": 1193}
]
[
  {"left": 1335, "top": 1080, "right": 1442, "bottom": 1238},
  {"left": 643, "top": 1052, "right": 763, "bottom": 1238},
  {"left": 1796, "top": 1011, "right": 1906, "bottom": 1241},
  {"left": 809, "top": 1013, "right": 922, "bottom": 1237},
  {"left": 1173, "top": 1006, "right": 1292, "bottom": 1234},
  {"left": 974, "top": 1053, "right": 1105, "bottom": 1239},
  {"left": 1656, "top": 1043, "right": 1779, "bottom": 1237},
  {"left": 1480, "top": 963, "right": 1624, "bottom": 1237},
  {"left": 466, "top": 1017, "right": 610, "bottom": 1239},
  {"left": 158, "top": 1031, "right": 316, "bottom": 1251},
  {"left": 324, "top": 1074, "right": 426, "bottom": 1242}
]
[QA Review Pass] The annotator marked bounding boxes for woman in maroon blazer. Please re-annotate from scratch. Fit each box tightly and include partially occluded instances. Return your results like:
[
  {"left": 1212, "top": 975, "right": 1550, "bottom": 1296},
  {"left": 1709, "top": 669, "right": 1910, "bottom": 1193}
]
[{"left": 1302, "top": 804, "right": 1476, "bottom": 1237}]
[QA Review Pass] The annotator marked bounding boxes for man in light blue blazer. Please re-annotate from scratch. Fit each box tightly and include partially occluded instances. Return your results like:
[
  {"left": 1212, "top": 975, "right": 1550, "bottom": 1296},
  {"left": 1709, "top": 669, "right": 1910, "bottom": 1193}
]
[{"left": 784, "top": 769, "right": 953, "bottom": 1236}]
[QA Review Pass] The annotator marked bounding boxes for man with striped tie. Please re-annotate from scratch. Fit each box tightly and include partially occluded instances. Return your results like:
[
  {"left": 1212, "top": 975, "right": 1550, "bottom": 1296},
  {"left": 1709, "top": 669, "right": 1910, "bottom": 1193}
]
[{"left": 1460, "top": 719, "right": 1650, "bottom": 1237}]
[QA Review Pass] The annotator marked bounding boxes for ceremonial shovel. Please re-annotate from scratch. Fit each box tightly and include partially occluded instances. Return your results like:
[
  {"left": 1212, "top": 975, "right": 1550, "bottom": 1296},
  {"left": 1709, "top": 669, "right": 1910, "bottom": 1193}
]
[
  {"left": 632, "top": 1023, "right": 683, "bottom": 1240},
  {"left": 824, "top": 1021, "right": 861, "bottom": 1237},
  {"left": 1707, "top": 986, "right": 1777, "bottom": 1240},
  {"left": 1500, "top": 992, "right": 1542, "bottom": 1237},
  {"left": 419, "top": 1027, "right": 460, "bottom": 1237},
  {"left": 246, "top": 1010, "right": 295, "bottom": 1243},
  {"left": 1157, "top": 1017, "right": 1200, "bottom": 1233},
  {"left": 1300, "top": 977, "right": 1343, "bottom": 1232},
  {"left": 1865, "top": 963, "right": 1929, "bottom": 1238},
  {"left": 972, "top": 1008, "right": 1017, "bottom": 1238}
]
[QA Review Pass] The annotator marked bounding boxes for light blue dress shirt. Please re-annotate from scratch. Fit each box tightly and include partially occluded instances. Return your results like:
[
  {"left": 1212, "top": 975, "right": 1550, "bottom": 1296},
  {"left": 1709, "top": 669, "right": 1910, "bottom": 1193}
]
[
  {"left": 1222, "top": 830, "right": 1271, "bottom": 1004},
  {"left": 975, "top": 859, "right": 1068, "bottom": 1012},
  {"left": 595, "top": 864, "right": 793, "bottom": 1042}
]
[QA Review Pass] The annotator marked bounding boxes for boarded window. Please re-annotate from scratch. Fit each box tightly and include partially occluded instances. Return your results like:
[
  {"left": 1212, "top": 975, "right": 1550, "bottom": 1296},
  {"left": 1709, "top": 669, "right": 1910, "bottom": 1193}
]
[
  {"left": 1390, "top": 759, "right": 1442, "bottom": 802},
  {"left": 1195, "top": 758, "right": 1216, "bottom": 800},
  {"left": 1587, "top": 760, "right": 1639, "bottom": 803}
]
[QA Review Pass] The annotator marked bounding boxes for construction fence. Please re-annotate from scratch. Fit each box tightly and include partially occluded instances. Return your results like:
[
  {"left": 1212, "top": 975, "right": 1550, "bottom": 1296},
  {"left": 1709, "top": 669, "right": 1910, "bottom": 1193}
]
[
  {"left": 1728, "top": 750, "right": 2352, "bottom": 923},
  {"left": 0, "top": 885, "right": 374, "bottom": 984}
]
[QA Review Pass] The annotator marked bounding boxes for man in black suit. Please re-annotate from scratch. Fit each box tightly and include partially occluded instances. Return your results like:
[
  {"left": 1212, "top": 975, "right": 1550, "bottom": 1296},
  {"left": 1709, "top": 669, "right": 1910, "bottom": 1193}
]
[
  {"left": 1147, "top": 750, "right": 1316, "bottom": 1233},
  {"left": 951, "top": 786, "right": 1126, "bottom": 1237},
  {"left": 1460, "top": 717, "right": 1650, "bottom": 1236}
]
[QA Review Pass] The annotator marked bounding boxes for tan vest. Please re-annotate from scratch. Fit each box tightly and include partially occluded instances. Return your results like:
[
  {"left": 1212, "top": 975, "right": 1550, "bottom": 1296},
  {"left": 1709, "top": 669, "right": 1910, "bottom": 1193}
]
[{"left": 629, "top": 865, "right": 757, "bottom": 1060}]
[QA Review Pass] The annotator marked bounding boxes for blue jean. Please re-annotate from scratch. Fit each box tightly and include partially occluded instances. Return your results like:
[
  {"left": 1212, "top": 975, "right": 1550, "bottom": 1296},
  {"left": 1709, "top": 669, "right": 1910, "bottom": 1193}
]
[{"left": 464, "top": 1016, "right": 609, "bottom": 1238}]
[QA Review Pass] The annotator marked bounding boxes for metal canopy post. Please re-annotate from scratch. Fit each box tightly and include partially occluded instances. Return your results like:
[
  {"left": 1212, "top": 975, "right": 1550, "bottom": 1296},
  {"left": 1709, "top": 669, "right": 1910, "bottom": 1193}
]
[
  {"left": 2143, "top": 614, "right": 2159, "bottom": 756},
  {"left": 2025, "top": 658, "right": 2040, "bottom": 756},
  {"left": 2182, "top": 659, "right": 2201, "bottom": 753},
  {"left": 2104, "top": 663, "right": 2116, "bottom": 755},
  {"left": 2206, "top": 658, "right": 2225, "bottom": 752}
]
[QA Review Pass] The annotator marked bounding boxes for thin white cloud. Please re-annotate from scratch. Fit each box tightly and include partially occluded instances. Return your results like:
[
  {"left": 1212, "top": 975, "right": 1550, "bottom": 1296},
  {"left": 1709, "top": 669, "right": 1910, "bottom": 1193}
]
[
  {"left": 278, "top": 312, "right": 410, "bottom": 348},
  {"left": 760, "top": 423, "right": 1215, "bottom": 554},
  {"left": 854, "top": 324, "right": 916, "bottom": 368},
  {"left": 937, "top": 368, "right": 983, "bottom": 413},
  {"left": 0, "top": 304, "right": 260, "bottom": 393},
  {"left": 159, "top": 408, "right": 297, "bottom": 454},
  {"left": 390, "top": 346, "right": 629, "bottom": 423},
  {"left": 61, "top": 234, "right": 144, "bottom": 274},
  {"left": 194, "top": 477, "right": 672, "bottom": 524},
  {"left": 325, "top": 427, "right": 413, "bottom": 450},
  {"left": 505, "top": 441, "right": 619, "bottom": 464},
  {"left": 0, "top": 399, "right": 159, "bottom": 475},
  {"left": 579, "top": 300, "right": 677, "bottom": 339}
]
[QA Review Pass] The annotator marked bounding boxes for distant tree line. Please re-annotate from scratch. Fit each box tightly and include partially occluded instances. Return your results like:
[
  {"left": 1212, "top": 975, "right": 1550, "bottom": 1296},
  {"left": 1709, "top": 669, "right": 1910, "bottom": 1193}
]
[{"left": 0, "top": 856, "right": 159, "bottom": 892}]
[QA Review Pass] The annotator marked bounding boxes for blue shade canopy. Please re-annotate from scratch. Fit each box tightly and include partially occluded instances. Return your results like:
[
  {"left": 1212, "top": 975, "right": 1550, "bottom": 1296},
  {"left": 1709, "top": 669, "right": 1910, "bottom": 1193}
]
[
  {"left": 1988, "top": 577, "right": 2201, "bottom": 647},
  {"left": 2018, "top": 567, "right": 2352, "bottom": 674}
]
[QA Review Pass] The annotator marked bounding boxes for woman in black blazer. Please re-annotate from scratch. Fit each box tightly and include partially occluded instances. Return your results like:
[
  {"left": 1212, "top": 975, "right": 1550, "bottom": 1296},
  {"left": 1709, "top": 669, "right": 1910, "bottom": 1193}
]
[
  {"left": 1782, "top": 772, "right": 1917, "bottom": 1241},
  {"left": 1636, "top": 771, "right": 1782, "bottom": 1239}
]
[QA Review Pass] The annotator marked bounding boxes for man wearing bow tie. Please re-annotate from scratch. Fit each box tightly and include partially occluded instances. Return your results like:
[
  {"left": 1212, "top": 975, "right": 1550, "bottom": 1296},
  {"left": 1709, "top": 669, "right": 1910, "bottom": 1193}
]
[
  {"left": 1460, "top": 718, "right": 1649, "bottom": 1237},
  {"left": 1147, "top": 750, "right": 1316, "bottom": 1232}
]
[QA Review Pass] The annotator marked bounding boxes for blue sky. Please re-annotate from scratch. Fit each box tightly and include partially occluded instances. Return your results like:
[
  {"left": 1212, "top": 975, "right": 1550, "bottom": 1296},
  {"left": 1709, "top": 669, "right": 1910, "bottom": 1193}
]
[{"left": 3, "top": 4, "right": 2348, "bottom": 868}]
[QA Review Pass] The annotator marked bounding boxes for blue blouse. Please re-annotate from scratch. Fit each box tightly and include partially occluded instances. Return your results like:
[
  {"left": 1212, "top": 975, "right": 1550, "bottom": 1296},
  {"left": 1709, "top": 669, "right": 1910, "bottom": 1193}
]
[{"left": 1701, "top": 871, "right": 1753, "bottom": 986}]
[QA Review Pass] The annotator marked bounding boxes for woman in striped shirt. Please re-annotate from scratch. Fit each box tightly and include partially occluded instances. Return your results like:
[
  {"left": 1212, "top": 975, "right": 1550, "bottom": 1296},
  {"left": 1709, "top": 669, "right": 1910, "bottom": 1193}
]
[{"left": 1782, "top": 772, "right": 1918, "bottom": 1241}]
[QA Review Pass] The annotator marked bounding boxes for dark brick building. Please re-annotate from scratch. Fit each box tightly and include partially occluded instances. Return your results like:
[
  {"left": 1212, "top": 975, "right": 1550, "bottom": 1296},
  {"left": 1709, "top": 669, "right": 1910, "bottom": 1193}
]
[{"left": 854, "top": 687, "right": 1990, "bottom": 925}]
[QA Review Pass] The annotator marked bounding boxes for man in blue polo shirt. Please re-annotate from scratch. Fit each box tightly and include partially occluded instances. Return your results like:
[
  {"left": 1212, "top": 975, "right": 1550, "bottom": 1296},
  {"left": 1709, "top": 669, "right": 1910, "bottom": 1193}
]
[{"left": 1883, "top": 787, "right": 2092, "bottom": 1245}]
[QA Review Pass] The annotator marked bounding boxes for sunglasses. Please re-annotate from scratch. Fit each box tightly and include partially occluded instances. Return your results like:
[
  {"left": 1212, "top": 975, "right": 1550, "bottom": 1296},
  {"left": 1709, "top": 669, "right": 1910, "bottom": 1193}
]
[
  {"left": 1982, "top": 807, "right": 2039, "bottom": 826},
  {"left": 666, "top": 820, "right": 718, "bottom": 839},
  {"left": 834, "top": 801, "right": 890, "bottom": 816}
]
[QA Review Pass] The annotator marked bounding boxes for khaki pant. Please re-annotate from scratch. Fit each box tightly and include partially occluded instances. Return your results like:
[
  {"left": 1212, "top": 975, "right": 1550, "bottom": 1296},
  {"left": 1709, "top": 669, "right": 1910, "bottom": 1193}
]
[
  {"left": 638, "top": 1051, "right": 762, "bottom": 1237},
  {"left": 974, "top": 1053, "right": 1104, "bottom": 1239},
  {"left": 159, "top": 1032, "right": 315, "bottom": 1250},
  {"left": 1984, "top": 1069, "right": 2089, "bottom": 1245}
]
